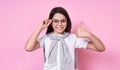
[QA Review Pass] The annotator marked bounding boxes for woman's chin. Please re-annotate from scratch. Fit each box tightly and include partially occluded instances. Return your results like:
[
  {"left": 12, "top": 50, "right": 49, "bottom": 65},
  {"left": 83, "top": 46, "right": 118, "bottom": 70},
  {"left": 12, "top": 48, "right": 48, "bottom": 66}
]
[{"left": 54, "top": 30, "right": 64, "bottom": 34}]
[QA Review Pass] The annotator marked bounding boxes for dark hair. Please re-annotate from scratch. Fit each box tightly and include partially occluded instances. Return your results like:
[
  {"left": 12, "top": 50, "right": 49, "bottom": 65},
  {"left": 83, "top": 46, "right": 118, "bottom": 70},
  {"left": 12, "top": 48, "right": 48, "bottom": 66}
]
[{"left": 46, "top": 7, "right": 72, "bottom": 34}]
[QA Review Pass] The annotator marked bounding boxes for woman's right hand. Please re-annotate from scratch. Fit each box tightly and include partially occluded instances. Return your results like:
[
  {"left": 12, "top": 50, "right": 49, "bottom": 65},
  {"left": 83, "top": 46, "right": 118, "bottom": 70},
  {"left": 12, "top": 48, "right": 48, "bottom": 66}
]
[
  {"left": 25, "top": 19, "right": 52, "bottom": 52},
  {"left": 39, "top": 19, "right": 52, "bottom": 30}
]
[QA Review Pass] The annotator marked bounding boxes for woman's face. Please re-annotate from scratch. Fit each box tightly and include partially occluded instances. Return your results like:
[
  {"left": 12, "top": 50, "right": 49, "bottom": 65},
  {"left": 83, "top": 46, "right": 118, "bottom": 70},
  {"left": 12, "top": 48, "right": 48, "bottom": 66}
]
[{"left": 52, "top": 13, "right": 67, "bottom": 34}]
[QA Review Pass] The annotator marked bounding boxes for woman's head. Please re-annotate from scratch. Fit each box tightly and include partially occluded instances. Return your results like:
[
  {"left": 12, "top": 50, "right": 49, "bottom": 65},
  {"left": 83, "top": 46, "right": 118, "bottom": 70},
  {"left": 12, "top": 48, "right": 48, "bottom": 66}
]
[{"left": 46, "top": 7, "right": 72, "bottom": 34}]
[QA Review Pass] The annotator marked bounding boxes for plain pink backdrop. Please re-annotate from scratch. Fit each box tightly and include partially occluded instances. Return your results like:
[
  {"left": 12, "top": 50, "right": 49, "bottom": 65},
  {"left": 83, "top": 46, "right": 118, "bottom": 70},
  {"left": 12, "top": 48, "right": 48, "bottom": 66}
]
[{"left": 0, "top": 0, "right": 120, "bottom": 70}]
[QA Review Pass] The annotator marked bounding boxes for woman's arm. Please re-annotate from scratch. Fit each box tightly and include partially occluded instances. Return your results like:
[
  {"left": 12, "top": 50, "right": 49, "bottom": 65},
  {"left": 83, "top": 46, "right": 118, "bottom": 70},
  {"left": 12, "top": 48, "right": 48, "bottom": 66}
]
[
  {"left": 86, "top": 33, "right": 105, "bottom": 52},
  {"left": 76, "top": 22, "right": 105, "bottom": 52},
  {"left": 25, "top": 19, "right": 52, "bottom": 52}
]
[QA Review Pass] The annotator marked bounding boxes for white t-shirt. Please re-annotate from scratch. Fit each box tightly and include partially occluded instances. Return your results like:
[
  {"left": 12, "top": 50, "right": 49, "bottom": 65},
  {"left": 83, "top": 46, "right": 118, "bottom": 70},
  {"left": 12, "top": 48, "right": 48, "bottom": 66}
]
[{"left": 37, "top": 33, "right": 89, "bottom": 70}]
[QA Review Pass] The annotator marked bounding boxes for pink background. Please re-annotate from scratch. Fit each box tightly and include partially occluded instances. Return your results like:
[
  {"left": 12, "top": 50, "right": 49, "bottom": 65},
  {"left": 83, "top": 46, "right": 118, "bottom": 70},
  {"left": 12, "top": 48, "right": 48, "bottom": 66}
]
[{"left": 0, "top": 0, "right": 120, "bottom": 70}]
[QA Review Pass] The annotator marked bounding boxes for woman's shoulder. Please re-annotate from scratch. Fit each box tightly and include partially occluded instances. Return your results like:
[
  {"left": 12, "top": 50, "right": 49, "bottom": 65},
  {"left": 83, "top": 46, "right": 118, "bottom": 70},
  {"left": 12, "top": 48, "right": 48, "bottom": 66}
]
[
  {"left": 38, "top": 34, "right": 49, "bottom": 40},
  {"left": 68, "top": 33, "right": 86, "bottom": 40},
  {"left": 68, "top": 33, "right": 77, "bottom": 38}
]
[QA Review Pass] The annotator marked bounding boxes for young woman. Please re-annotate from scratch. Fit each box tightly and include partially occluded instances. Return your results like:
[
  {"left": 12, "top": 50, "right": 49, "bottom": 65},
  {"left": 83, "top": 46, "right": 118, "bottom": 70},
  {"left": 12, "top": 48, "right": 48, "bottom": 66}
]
[{"left": 25, "top": 7, "right": 105, "bottom": 70}]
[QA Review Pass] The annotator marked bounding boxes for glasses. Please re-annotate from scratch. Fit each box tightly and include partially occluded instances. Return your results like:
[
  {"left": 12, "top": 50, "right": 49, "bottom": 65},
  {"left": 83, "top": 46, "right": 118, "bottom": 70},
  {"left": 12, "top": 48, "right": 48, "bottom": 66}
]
[{"left": 52, "top": 19, "right": 67, "bottom": 24}]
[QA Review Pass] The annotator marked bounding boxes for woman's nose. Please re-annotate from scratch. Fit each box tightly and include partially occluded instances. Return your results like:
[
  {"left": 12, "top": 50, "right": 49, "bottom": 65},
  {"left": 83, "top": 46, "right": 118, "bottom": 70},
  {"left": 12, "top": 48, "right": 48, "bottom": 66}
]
[{"left": 58, "top": 21, "right": 62, "bottom": 25}]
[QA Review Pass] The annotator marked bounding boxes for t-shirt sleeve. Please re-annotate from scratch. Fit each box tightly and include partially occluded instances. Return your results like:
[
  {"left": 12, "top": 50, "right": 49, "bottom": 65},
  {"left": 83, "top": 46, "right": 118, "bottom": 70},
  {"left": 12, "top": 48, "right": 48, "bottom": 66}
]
[
  {"left": 37, "top": 36, "right": 45, "bottom": 48},
  {"left": 75, "top": 37, "right": 89, "bottom": 49}
]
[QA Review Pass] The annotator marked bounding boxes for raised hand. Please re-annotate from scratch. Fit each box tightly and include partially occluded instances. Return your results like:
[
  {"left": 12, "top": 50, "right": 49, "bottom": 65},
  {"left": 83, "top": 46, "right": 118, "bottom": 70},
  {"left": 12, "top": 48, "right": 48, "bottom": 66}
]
[
  {"left": 76, "top": 21, "right": 91, "bottom": 38},
  {"left": 39, "top": 19, "right": 52, "bottom": 30},
  {"left": 25, "top": 19, "right": 52, "bottom": 51}
]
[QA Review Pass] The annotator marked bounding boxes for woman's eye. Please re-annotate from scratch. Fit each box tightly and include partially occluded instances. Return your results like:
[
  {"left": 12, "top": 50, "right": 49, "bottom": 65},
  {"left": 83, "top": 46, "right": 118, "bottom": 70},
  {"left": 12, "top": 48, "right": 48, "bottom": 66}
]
[
  {"left": 61, "top": 20, "right": 66, "bottom": 23},
  {"left": 54, "top": 20, "right": 58, "bottom": 23},
  {"left": 53, "top": 20, "right": 59, "bottom": 23},
  {"left": 62, "top": 21, "right": 65, "bottom": 23}
]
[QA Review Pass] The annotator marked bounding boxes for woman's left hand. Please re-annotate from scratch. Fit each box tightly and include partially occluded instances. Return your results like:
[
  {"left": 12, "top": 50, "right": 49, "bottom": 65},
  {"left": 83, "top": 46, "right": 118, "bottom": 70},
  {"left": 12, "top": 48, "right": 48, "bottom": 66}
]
[
  {"left": 76, "top": 21, "right": 105, "bottom": 52},
  {"left": 76, "top": 21, "right": 91, "bottom": 38}
]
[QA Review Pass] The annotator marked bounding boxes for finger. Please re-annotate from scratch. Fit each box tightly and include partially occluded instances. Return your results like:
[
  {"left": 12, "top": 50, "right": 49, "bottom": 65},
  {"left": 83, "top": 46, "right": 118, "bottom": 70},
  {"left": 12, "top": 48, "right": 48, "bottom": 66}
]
[
  {"left": 80, "top": 21, "right": 86, "bottom": 29},
  {"left": 44, "top": 19, "right": 49, "bottom": 24},
  {"left": 43, "top": 19, "right": 52, "bottom": 26},
  {"left": 48, "top": 19, "right": 52, "bottom": 23},
  {"left": 47, "top": 19, "right": 52, "bottom": 25},
  {"left": 42, "top": 19, "right": 47, "bottom": 25}
]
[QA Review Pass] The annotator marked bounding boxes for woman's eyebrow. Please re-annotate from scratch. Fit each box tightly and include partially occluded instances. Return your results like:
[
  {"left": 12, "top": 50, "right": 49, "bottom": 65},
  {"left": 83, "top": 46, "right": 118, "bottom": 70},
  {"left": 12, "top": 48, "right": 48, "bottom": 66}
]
[{"left": 52, "top": 19, "right": 66, "bottom": 20}]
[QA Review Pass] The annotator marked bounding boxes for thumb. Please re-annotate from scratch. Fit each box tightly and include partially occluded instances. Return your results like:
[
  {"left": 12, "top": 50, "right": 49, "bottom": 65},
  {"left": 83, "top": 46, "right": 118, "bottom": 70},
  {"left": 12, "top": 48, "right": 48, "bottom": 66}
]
[
  {"left": 80, "top": 21, "right": 86, "bottom": 29},
  {"left": 47, "top": 19, "right": 52, "bottom": 25}
]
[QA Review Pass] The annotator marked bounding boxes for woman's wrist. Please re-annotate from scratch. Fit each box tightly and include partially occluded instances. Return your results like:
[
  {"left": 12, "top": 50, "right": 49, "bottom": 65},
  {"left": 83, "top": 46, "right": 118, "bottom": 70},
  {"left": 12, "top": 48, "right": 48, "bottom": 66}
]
[{"left": 87, "top": 32, "right": 94, "bottom": 39}]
